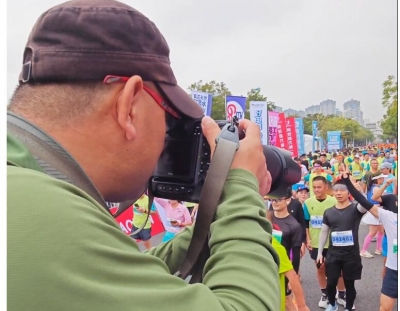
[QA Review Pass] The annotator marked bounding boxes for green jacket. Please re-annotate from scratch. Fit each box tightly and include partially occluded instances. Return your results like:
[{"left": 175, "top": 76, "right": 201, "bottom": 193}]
[{"left": 7, "top": 132, "right": 280, "bottom": 311}]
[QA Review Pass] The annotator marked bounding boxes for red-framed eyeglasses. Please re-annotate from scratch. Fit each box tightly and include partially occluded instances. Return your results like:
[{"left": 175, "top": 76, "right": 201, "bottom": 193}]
[{"left": 103, "top": 75, "right": 180, "bottom": 119}]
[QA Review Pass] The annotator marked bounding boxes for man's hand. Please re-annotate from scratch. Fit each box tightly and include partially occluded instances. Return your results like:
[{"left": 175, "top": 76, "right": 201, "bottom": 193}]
[
  {"left": 306, "top": 239, "right": 312, "bottom": 250},
  {"left": 300, "top": 243, "right": 306, "bottom": 258},
  {"left": 316, "top": 254, "right": 324, "bottom": 266},
  {"left": 385, "top": 178, "right": 395, "bottom": 186},
  {"left": 202, "top": 117, "right": 271, "bottom": 195}
]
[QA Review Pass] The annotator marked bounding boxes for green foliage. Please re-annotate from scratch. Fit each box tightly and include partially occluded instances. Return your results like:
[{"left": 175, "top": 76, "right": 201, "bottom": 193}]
[
  {"left": 302, "top": 114, "right": 374, "bottom": 143},
  {"left": 380, "top": 76, "right": 398, "bottom": 138},
  {"left": 188, "top": 81, "right": 275, "bottom": 120}
]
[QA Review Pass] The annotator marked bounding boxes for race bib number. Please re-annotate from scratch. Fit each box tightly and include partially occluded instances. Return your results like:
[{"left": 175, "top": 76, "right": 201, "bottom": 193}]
[
  {"left": 310, "top": 216, "right": 323, "bottom": 229},
  {"left": 272, "top": 229, "right": 283, "bottom": 244},
  {"left": 331, "top": 230, "right": 354, "bottom": 246},
  {"left": 393, "top": 239, "right": 398, "bottom": 255},
  {"left": 352, "top": 171, "right": 361, "bottom": 177}
]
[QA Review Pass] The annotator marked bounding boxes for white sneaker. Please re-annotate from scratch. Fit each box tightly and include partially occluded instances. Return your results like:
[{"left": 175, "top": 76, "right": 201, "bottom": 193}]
[
  {"left": 360, "top": 251, "right": 374, "bottom": 258},
  {"left": 337, "top": 296, "right": 346, "bottom": 306},
  {"left": 325, "top": 303, "right": 338, "bottom": 311},
  {"left": 318, "top": 294, "right": 328, "bottom": 308}
]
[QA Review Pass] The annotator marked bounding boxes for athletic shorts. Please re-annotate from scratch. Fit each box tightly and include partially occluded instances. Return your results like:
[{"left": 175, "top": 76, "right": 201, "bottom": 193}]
[
  {"left": 325, "top": 253, "right": 363, "bottom": 280},
  {"left": 382, "top": 235, "right": 388, "bottom": 258},
  {"left": 309, "top": 248, "right": 328, "bottom": 261},
  {"left": 381, "top": 267, "right": 398, "bottom": 299},
  {"left": 130, "top": 226, "right": 151, "bottom": 241}
]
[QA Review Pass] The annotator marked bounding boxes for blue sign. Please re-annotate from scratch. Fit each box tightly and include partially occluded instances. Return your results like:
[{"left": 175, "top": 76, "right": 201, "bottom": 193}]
[
  {"left": 295, "top": 118, "right": 305, "bottom": 155},
  {"left": 327, "top": 131, "right": 341, "bottom": 152},
  {"left": 225, "top": 96, "right": 247, "bottom": 120},
  {"left": 312, "top": 121, "right": 318, "bottom": 153},
  {"left": 191, "top": 91, "right": 213, "bottom": 116}
]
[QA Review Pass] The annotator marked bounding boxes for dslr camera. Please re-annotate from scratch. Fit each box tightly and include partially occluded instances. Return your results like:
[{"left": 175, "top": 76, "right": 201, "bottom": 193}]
[{"left": 150, "top": 117, "right": 301, "bottom": 202}]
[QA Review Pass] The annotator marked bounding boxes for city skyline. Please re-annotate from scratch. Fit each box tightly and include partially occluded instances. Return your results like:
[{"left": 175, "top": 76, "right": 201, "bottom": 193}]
[{"left": 7, "top": 1, "right": 396, "bottom": 124}]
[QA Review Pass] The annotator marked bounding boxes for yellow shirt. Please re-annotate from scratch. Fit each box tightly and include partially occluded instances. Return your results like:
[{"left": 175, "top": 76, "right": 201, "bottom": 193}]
[{"left": 271, "top": 237, "right": 293, "bottom": 311}]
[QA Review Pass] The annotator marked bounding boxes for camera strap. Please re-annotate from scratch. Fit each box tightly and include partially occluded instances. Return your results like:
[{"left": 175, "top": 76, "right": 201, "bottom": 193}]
[
  {"left": 7, "top": 112, "right": 109, "bottom": 211},
  {"left": 175, "top": 120, "right": 240, "bottom": 282}
]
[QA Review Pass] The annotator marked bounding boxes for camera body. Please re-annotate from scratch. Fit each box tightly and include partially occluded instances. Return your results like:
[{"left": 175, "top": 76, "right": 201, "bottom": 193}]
[
  {"left": 150, "top": 118, "right": 301, "bottom": 202},
  {"left": 150, "top": 119, "right": 210, "bottom": 202}
]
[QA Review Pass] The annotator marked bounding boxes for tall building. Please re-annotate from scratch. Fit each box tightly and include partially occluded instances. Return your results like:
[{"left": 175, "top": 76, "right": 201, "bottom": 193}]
[
  {"left": 365, "top": 122, "right": 383, "bottom": 141},
  {"left": 305, "top": 104, "right": 320, "bottom": 115},
  {"left": 273, "top": 106, "right": 283, "bottom": 113},
  {"left": 343, "top": 99, "right": 364, "bottom": 125},
  {"left": 320, "top": 99, "right": 336, "bottom": 116},
  {"left": 284, "top": 108, "right": 305, "bottom": 118}
]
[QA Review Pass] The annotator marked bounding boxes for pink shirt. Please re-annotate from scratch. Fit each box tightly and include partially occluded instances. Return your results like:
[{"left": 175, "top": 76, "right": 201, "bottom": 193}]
[{"left": 164, "top": 202, "right": 191, "bottom": 233}]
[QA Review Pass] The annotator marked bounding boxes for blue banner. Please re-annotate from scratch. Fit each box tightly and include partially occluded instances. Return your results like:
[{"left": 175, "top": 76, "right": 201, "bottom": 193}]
[
  {"left": 295, "top": 118, "right": 305, "bottom": 155},
  {"left": 312, "top": 121, "right": 318, "bottom": 153},
  {"left": 327, "top": 131, "right": 341, "bottom": 152},
  {"left": 191, "top": 91, "right": 213, "bottom": 116},
  {"left": 225, "top": 96, "right": 246, "bottom": 120}
]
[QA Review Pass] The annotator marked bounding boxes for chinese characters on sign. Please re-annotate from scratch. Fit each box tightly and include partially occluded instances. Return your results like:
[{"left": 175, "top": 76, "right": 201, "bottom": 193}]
[
  {"left": 250, "top": 101, "right": 268, "bottom": 145},
  {"left": 191, "top": 91, "right": 212, "bottom": 116}
]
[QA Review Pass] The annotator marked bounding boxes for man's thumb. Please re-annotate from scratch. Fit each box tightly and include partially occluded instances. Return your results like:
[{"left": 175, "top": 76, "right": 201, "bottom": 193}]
[{"left": 201, "top": 116, "right": 220, "bottom": 154}]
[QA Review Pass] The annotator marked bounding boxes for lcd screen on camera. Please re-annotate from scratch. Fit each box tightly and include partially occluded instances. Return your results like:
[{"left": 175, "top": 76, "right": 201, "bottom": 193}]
[{"left": 154, "top": 138, "right": 196, "bottom": 179}]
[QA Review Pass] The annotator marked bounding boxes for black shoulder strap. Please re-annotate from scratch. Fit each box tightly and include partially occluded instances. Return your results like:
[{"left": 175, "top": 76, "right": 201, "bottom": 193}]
[
  {"left": 174, "top": 122, "right": 240, "bottom": 283},
  {"left": 7, "top": 112, "right": 109, "bottom": 212}
]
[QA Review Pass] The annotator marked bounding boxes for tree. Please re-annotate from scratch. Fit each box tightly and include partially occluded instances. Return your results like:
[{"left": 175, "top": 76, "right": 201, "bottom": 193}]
[
  {"left": 188, "top": 80, "right": 231, "bottom": 120},
  {"left": 379, "top": 76, "right": 398, "bottom": 138},
  {"left": 244, "top": 88, "right": 276, "bottom": 119}
]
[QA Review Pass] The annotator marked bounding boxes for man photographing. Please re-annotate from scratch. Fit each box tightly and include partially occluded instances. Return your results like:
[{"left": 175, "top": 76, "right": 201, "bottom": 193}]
[{"left": 7, "top": 1, "right": 280, "bottom": 310}]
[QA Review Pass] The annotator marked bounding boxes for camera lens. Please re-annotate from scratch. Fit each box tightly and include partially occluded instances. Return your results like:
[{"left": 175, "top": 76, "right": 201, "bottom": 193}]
[{"left": 262, "top": 145, "right": 301, "bottom": 198}]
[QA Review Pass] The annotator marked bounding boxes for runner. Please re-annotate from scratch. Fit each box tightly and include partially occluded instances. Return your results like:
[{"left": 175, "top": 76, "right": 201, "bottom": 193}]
[
  {"left": 303, "top": 176, "right": 346, "bottom": 308},
  {"left": 304, "top": 161, "right": 333, "bottom": 197},
  {"left": 317, "top": 174, "right": 365, "bottom": 311},
  {"left": 340, "top": 175, "right": 398, "bottom": 311},
  {"left": 349, "top": 154, "right": 363, "bottom": 181},
  {"left": 380, "top": 163, "right": 395, "bottom": 194}
]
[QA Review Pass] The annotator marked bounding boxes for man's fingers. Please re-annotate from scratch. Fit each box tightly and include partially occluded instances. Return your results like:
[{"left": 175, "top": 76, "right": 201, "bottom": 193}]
[
  {"left": 201, "top": 116, "right": 220, "bottom": 155},
  {"left": 238, "top": 119, "right": 261, "bottom": 141}
]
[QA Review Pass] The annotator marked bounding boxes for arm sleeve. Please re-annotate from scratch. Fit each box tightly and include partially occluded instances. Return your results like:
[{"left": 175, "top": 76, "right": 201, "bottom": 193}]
[
  {"left": 326, "top": 174, "right": 333, "bottom": 182},
  {"left": 303, "top": 203, "right": 310, "bottom": 228},
  {"left": 10, "top": 168, "right": 281, "bottom": 311},
  {"left": 342, "top": 177, "right": 374, "bottom": 211},
  {"left": 318, "top": 224, "right": 330, "bottom": 257},
  {"left": 304, "top": 174, "right": 310, "bottom": 182},
  {"left": 150, "top": 169, "right": 281, "bottom": 310},
  {"left": 291, "top": 246, "right": 301, "bottom": 274}
]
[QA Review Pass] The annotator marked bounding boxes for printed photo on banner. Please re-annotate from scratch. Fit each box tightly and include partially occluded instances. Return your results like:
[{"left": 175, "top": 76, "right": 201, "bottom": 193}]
[
  {"left": 249, "top": 101, "right": 268, "bottom": 145},
  {"left": 225, "top": 96, "right": 246, "bottom": 121},
  {"left": 191, "top": 91, "right": 213, "bottom": 116}
]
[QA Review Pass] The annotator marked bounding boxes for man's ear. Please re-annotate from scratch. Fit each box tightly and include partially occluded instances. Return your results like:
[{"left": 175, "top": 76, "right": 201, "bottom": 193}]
[{"left": 116, "top": 76, "right": 144, "bottom": 141}]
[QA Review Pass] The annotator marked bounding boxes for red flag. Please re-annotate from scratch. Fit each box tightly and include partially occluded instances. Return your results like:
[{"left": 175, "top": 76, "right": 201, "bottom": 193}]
[
  {"left": 275, "top": 113, "right": 288, "bottom": 150},
  {"left": 286, "top": 117, "right": 299, "bottom": 157}
]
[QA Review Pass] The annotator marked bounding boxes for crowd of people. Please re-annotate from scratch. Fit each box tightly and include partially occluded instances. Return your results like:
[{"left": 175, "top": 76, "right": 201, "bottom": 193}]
[
  {"left": 7, "top": 0, "right": 397, "bottom": 310},
  {"left": 131, "top": 146, "right": 398, "bottom": 311}
]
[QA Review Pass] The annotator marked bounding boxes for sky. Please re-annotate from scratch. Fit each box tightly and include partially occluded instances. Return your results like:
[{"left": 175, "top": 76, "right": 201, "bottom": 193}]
[{"left": 7, "top": 0, "right": 398, "bottom": 123}]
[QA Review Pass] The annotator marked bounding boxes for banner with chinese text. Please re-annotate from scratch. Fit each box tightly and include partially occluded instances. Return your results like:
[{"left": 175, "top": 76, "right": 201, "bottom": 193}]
[
  {"left": 275, "top": 113, "right": 288, "bottom": 150},
  {"left": 191, "top": 91, "right": 213, "bottom": 116},
  {"left": 295, "top": 118, "right": 305, "bottom": 155},
  {"left": 268, "top": 111, "right": 279, "bottom": 146},
  {"left": 249, "top": 101, "right": 269, "bottom": 145},
  {"left": 286, "top": 117, "right": 299, "bottom": 156}
]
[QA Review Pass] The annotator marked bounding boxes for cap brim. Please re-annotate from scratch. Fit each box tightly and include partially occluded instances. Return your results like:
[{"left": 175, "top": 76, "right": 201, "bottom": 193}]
[
  {"left": 156, "top": 82, "right": 204, "bottom": 119},
  {"left": 372, "top": 174, "right": 388, "bottom": 180}
]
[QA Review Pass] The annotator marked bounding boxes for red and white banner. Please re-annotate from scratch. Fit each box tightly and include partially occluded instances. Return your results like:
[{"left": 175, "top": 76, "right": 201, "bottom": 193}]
[
  {"left": 286, "top": 117, "right": 299, "bottom": 157},
  {"left": 275, "top": 113, "right": 288, "bottom": 150},
  {"left": 113, "top": 203, "right": 165, "bottom": 236}
]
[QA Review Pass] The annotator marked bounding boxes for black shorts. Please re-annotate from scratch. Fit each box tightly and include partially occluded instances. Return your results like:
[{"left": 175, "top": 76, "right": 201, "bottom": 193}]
[
  {"left": 309, "top": 248, "right": 328, "bottom": 261},
  {"left": 130, "top": 226, "right": 151, "bottom": 241},
  {"left": 382, "top": 267, "right": 398, "bottom": 299},
  {"left": 325, "top": 253, "right": 363, "bottom": 280}
]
